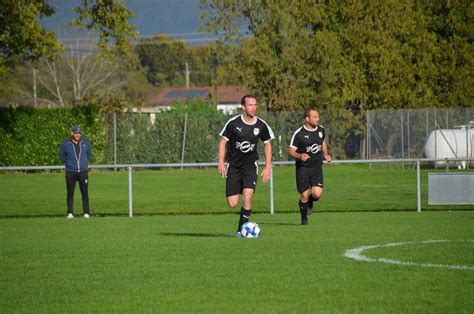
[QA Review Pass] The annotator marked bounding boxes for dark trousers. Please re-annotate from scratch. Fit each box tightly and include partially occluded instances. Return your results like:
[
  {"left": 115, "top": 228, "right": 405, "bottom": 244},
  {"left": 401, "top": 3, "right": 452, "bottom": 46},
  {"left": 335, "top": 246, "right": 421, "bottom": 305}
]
[{"left": 66, "top": 170, "right": 90, "bottom": 214}]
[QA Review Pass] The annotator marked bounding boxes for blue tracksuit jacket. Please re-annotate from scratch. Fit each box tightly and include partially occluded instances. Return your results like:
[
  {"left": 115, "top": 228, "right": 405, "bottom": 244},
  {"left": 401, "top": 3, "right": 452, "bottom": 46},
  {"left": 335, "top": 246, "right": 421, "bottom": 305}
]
[{"left": 59, "top": 138, "right": 92, "bottom": 172}]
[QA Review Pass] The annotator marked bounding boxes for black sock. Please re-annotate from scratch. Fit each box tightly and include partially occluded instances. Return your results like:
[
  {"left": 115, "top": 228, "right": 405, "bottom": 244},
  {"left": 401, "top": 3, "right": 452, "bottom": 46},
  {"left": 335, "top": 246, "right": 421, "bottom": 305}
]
[
  {"left": 237, "top": 207, "right": 251, "bottom": 232},
  {"left": 308, "top": 195, "right": 319, "bottom": 210},
  {"left": 299, "top": 201, "right": 308, "bottom": 217}
]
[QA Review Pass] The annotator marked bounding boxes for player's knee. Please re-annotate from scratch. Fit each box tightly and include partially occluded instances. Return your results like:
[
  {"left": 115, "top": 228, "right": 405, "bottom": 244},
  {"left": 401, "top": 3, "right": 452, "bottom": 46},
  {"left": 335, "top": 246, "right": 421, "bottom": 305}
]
[
  {"left": 313, "top": 191, "right": 323, "bottom": 200},
  {"left": 300, "top": 190, "right": 310, "bottom": 203},
  {"left": 227, "top": 199, "right": 239, "bottom": 208},
  {"left": 227, "top": 201, "right": 238, "bottom": 208},
  {"left": 312, "top": 187, "right": 323, "bottom": 199}
]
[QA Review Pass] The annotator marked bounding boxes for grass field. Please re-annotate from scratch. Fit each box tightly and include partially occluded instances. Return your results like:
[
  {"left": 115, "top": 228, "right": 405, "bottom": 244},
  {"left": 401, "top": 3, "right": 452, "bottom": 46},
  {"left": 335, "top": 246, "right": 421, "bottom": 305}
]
[
  {"left": 0, "top": 164, "right": 472, "bottom": 217},
  {"left": 1, "top": 212, "right": 473, "bottom": 312},
  {"left": 1, "top": 165, "right": 473, "bottom": 312}
]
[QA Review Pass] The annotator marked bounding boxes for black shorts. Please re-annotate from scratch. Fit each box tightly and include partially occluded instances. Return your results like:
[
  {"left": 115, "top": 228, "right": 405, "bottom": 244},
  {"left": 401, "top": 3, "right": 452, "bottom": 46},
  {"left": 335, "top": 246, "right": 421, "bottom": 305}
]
[
  {"left": 296, "top": 165, "right": 323, "bottom": 194},
  {"left": 226, "top": 163, "right": 258, "bottom": 197}
]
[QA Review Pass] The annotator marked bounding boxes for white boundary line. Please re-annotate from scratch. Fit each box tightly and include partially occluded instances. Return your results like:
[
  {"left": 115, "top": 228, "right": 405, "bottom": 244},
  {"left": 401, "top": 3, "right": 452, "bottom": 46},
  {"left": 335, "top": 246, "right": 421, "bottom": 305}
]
[{"left": 344, "top": 239, "right": 474, "bottom": 271}]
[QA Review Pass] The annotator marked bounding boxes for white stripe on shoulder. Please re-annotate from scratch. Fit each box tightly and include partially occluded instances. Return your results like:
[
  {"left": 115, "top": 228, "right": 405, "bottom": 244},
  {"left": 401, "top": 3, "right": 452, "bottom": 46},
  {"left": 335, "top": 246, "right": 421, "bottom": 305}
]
[
  {"left": 219, "top": 115, "right": 241, "bottom": 137},
  {"left": 257, "top": 117, "right": 275, "bottom": 140},
  {"left": 289, "top": 126, "right": 303, "bottom": 147}
]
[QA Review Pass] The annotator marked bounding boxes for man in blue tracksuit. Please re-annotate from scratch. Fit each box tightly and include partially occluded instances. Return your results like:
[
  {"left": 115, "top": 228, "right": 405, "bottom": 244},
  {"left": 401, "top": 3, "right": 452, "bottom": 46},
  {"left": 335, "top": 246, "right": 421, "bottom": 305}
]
[{"left": 59, "top": 125, "right": 92, "bottom": 219}]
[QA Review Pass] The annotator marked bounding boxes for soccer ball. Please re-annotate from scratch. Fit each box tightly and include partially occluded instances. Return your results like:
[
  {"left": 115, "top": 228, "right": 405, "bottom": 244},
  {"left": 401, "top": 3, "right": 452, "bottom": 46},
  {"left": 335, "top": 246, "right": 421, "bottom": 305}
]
[{"left": 241, "top": 222, "right": 261, "bottom": 238}]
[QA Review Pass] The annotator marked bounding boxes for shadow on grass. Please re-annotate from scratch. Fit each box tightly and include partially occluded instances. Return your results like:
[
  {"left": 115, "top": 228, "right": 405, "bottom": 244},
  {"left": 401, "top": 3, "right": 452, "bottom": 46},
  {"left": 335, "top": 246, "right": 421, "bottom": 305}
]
[{"left": 158, "top": 232, "right": 234, "bottom": 238}]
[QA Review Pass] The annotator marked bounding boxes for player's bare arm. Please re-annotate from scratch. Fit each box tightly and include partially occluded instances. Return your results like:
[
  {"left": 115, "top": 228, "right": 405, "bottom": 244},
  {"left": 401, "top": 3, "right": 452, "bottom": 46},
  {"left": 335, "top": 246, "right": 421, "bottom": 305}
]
[
  {"left": 218, "top": 137, "right": 228, "bottom": 177},
  {"left": 261, "top": 142, "right": 272, "bottom": 183},
  {"left": 288, "top": 146, "right": 311, "bottom": 161}
]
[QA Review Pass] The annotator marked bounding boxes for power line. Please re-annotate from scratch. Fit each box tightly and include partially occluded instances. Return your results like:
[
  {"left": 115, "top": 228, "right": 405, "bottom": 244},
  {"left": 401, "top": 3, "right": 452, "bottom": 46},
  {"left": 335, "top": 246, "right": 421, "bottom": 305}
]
[
  {"left": 58, "top": 29, "right": 250, "bottom": 42},
  {"left": 61, "top": 35, "right": 251, "bottom": 50},
  {"left": 61, "top": 38, "right": 224, "bottom": 51}
]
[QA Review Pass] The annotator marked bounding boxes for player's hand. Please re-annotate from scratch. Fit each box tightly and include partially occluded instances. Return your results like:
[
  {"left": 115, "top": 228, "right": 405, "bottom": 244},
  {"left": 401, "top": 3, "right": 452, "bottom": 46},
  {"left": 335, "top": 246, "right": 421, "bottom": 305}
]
[
  {"left": 261, "top": 167, "right": 271, "bottom": 183},
  {"left": 325, "top": 154, "right": 332, "bottom": 163},
  {"left": 218, "top": 162, "right": 227, "bottom": 178},
  {"left": 300, "top": 153, "right": 311, "bottom": 161}
]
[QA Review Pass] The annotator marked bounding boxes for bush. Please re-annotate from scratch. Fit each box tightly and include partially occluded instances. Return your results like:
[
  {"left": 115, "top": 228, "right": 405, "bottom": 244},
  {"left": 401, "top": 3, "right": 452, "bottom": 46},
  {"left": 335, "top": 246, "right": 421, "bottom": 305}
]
[{"left": 0, "top": 106, "right": 105, "bottom": 166}]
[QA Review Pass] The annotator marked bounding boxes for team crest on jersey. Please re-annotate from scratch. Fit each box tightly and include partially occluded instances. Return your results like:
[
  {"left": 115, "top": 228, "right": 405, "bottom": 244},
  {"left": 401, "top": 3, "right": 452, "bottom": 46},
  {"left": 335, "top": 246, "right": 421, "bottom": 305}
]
[
  {"left": 318, "top": 132, "right": 323, "bottom": 138},
  {"left": 253, "top": 128, "right": 260, "bottom": 136}
]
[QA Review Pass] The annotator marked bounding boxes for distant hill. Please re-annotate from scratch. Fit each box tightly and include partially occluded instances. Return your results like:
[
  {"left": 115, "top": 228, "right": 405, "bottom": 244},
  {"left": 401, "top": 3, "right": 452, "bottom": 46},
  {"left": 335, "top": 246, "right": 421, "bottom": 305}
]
[{"left": 41, "top": 0, "right": 214, "bottom": 44}]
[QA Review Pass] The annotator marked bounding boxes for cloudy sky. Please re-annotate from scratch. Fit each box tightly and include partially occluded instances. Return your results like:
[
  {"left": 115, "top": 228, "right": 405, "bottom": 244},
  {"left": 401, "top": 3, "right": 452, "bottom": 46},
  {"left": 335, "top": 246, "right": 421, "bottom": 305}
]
[{"left": 42, "top": 0, "right": 214, "bottom": 44}]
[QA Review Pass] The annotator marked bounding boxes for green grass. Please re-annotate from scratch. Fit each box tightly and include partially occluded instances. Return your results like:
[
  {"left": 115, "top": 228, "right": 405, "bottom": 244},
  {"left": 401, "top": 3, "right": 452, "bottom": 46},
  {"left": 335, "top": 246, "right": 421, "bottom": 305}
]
[
  {"left": 0, "top": 164, "right": 471, "bottom": 217},
  {"left": 1, "top": 212, "right": 473, "bottom": 312},
  {"left": 1, "top": 165, "right": 473, "bottom": 312}
]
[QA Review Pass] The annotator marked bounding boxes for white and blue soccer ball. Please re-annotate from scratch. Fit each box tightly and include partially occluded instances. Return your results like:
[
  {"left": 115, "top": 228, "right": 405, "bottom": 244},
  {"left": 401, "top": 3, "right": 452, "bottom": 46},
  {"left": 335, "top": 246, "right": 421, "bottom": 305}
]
[{"left": 240, "top": 222, "right": 261, "bottom": 238}]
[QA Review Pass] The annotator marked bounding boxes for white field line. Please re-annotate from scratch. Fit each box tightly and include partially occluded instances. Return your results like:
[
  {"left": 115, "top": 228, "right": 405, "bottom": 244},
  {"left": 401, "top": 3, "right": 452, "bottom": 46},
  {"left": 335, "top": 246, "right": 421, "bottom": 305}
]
[{"left": 344, "top": 239, "right": 474, "bottom": 271}]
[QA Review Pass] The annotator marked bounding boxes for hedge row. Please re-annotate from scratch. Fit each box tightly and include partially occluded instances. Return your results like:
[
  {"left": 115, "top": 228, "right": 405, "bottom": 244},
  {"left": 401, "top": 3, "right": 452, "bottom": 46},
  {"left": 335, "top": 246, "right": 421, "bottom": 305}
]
[
  {"left": 0, "top": 106, "right": 105, "bottom": 166},
  {"left": 1, "top": 106, "right": 362, "bottom": 167},
  {"left": 100, "top": 110, "right": 360, "bottom": 164}
]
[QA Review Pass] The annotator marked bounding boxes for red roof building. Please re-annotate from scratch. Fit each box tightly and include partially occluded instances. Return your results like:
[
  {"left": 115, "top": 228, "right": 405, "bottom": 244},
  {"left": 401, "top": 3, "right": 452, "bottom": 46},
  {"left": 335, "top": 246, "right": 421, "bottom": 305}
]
[{"left": 141, "top": 86, "right": 248, "bottom": 114}]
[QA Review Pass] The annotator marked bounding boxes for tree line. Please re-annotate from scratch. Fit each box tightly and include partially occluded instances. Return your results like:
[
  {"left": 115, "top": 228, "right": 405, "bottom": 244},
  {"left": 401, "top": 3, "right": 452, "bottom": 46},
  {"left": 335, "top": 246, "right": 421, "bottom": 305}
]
[
  {"left": 201, "top": 0, "right": 473, "bottom": 110},
  {"left": 1, "top": 0, "right": 472, "bottom": 111}
]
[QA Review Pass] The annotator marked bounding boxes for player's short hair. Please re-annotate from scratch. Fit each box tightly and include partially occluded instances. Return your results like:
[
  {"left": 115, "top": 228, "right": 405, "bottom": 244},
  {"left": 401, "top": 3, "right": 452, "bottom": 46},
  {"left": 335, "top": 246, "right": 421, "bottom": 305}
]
[
  {"left": 304, "top": 108, "right": 318, "bottom": 118},
  {"left": 241, "top": 94, "right": 257, "bottom": 106}
]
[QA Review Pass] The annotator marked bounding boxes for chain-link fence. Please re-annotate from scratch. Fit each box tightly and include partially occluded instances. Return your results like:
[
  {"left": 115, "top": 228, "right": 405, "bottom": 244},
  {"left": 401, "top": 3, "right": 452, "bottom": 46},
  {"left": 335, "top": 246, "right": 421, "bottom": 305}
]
[
  {"left": 102, "top": 107, "right": 473, "bottom": 166},
  {"left": 102, "top": 109, "right": 363, "bottom": 164},
  {"left": 367, "top": 108, "right": 473, "bottom": 167}
]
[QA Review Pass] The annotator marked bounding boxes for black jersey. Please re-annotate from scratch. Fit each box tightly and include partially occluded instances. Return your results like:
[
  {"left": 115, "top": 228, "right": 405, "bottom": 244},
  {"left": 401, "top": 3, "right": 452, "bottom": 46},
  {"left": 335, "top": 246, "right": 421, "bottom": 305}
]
[
  {"left": 289, "top": 125, "right": 326, "bottom": 168},
  {"left": 220, "top": 115, "right": 275, "bottom": 168}
]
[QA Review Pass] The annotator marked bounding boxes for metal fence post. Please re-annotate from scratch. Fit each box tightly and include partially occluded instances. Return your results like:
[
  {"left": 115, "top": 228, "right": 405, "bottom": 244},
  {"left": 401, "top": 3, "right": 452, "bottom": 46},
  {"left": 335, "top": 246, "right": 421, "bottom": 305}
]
[
  {"left": 401, "top": 109, "right": 405, "bottom": 169},
  {"left": 446, "top": 109, "right": 449, "bottom": 129},
  {"left": 465, "top": 122, "right": 469, "bottom": 169},
  {"left": 128, "top": 166, "right": 133, "bottom": 218},
  {"left": 366, "top": 109, "right": 371, "bottom": 169},
  {"left": 416, "top": 160, "right": 421, "bottom": 212},
  {"left": 407, "top": 110, "right": 410, "bottom": 159},
  {"left": 270, "top": 165, "right": 274, "bottom": 215},
  {"left": 181, "top": 112, "right": 188, "bottom": 170},
  {"left": 434, "top": 110, "right": 437, "bottom": 165},
  {"left": 425, "top": 108, "right": 429, "bottom": 140},
  {"left": 113, "top": 112, "right": 117, "bottom": 172}
]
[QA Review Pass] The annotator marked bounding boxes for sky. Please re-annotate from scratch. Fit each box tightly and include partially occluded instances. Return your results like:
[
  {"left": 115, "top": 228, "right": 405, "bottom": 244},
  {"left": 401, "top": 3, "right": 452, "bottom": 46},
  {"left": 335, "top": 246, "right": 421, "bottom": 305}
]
[{"left": 42, "top": 0, "right": 216, "bottom": 45}]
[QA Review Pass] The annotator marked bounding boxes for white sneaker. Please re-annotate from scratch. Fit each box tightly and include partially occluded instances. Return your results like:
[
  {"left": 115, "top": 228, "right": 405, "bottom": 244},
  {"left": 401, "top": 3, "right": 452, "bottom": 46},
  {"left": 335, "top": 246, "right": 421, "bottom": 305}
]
[
  {"left": 67, "top": 213, "right": 74, "bottom": 219},
  {"left": 83, "top": 214, "right": 90, "bottom": 219}
]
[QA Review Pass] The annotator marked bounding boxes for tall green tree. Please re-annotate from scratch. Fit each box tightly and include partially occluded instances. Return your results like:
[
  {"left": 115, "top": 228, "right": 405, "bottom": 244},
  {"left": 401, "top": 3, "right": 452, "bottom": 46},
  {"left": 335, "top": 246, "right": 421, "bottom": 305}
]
[
  {"left": 0, "top": 0, "right": 137, "bottom": 77},
  {"left": 135, "top": 35, "right": 189, "bottom": 87},
  {"left": 135, "top": 34, "right": 215, "bottom": 88},
  {"left": 0, "top": 1, "right": 61, "bottom": 77},
  {"left": 422, "top": 0, "right": 473, "bottom": 108},
  {"left": 72, "top": 0, "right": 137, "bottom": 56},
  {"left": 201, "top": 0, "right": 473, "bottom": 109},
  {"left": 339, "top": 0, "right": 439, "bottom": 109},
  {"left": 201, "top": 0, "right": 362, "bottom": 110},
  {"left": 189, "top": 44, "right": 215, "bottom": 87}
]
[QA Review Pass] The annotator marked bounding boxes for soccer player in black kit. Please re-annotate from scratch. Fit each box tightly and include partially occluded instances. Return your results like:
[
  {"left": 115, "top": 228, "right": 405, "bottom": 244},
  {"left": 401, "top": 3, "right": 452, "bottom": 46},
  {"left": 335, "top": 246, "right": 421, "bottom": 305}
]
[
  {"left": 289, "top": 108, "right": 331, "bottom": 225},
  {"left": 218, "top": 95, "right": 275, "bottom": 237}
]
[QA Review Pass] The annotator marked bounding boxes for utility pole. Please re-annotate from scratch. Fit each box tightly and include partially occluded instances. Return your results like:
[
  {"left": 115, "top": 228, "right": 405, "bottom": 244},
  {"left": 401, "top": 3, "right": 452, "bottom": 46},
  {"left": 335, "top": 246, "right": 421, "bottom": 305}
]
[
  {"left": 185, "top": 62, "right": 190, "bottom": 89},
  {"left": 33, "top": 67, "right": 37, "bottom": 107},
  {"left": 212, "top": 52, "right": 218, "bottom": 106}
]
